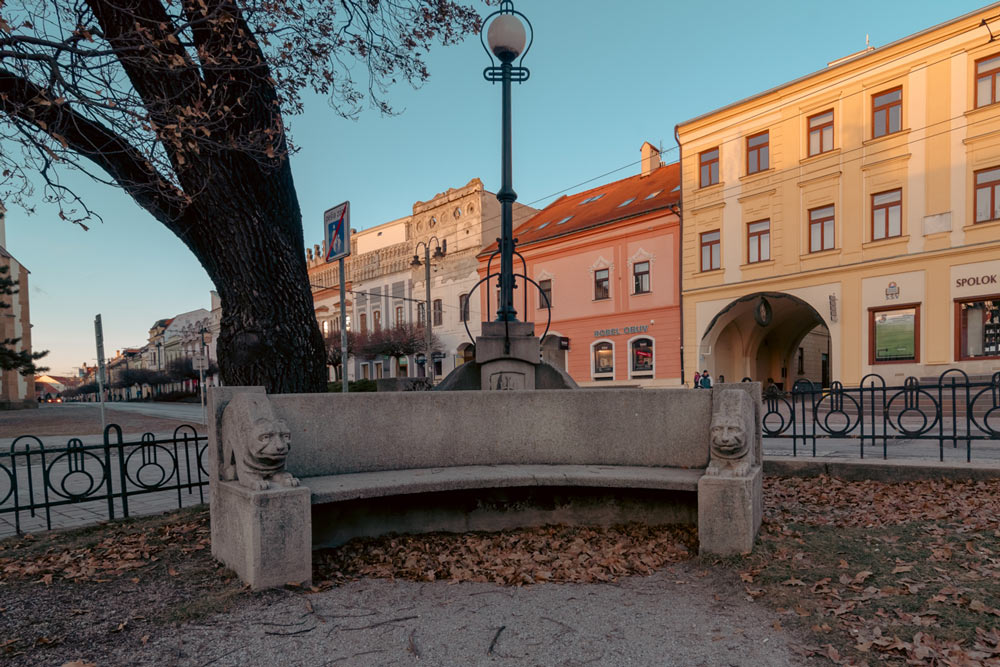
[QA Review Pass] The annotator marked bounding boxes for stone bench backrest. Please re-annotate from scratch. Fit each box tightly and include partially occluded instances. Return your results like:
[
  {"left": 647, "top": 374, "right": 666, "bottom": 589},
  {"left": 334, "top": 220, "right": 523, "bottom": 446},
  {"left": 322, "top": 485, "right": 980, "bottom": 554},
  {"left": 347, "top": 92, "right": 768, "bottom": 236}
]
[{"left": 264, "top": 388, "right": 714, "bottom": 477}]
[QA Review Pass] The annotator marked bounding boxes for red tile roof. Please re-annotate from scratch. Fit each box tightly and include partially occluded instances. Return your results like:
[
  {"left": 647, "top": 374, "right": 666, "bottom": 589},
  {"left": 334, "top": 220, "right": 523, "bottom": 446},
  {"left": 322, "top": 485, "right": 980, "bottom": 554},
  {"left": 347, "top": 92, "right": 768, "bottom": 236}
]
[{"left": 481, "top": 162, "right": 679, "bottom": 255}]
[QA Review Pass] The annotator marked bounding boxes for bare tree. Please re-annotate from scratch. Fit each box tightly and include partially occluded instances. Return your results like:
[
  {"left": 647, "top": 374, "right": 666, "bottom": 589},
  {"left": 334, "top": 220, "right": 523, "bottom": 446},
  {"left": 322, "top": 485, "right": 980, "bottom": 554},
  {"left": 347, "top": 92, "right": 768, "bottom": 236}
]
[{"left": 0, "top": 0, "right": 481, "bottom": 392}]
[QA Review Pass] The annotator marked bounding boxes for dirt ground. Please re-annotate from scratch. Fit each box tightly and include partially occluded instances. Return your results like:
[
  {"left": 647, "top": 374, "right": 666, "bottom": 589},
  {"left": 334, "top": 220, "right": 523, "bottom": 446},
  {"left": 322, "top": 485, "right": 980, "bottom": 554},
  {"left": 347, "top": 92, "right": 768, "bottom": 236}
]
[
  {"left": 0, "top": 404, "right": 192, "bottom": 438},
  {"left": 2, "top": 476, "right": 999, "bottom": 665}
]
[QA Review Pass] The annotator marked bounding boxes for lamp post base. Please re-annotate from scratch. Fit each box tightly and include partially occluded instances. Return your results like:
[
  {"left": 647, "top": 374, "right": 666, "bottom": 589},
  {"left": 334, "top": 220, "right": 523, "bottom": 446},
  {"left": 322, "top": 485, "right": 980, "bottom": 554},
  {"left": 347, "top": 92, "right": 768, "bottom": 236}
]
[{"left": 432, "top": 321, "right": 578, "bottom": 391}]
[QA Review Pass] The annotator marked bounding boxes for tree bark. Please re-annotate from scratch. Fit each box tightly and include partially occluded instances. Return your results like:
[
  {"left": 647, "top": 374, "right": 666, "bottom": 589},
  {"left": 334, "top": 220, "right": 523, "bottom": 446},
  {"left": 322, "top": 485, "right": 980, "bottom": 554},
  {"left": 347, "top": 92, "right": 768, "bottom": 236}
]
[{"left": 177, "top": 154, "right": 327, "bottom": 393}]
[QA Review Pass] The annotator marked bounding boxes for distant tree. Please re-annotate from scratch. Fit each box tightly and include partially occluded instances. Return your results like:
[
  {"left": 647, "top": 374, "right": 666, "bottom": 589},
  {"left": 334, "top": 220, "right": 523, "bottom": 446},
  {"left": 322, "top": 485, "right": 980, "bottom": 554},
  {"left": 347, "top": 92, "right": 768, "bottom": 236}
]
[
  {"left": 362, "top": 324, "right": 441, "bottom": 369},
  {"left": 0, "top": 264, "right": 47, "bottom": 376},
  {"left": 324, "top": 328, "right": 360, "bottom": 379},
  {"left": 0, "top": 0, "right": 482, "bottom": 393}
]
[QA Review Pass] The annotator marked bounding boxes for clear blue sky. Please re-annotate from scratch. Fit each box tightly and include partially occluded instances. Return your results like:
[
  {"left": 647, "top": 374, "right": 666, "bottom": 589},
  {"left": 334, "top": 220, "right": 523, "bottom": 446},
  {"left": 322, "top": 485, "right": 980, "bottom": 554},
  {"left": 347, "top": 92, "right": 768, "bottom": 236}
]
[{"left": 4, "top": 0, "right": 990, "bottom": 375}]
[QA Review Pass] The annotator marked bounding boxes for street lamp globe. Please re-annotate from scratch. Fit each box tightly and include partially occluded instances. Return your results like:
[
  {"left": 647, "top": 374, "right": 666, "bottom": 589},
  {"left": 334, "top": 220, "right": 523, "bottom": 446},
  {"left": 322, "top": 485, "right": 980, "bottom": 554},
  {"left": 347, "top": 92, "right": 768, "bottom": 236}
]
[{"left": 487, "top": 14, "right": 526, "bottom": 61}]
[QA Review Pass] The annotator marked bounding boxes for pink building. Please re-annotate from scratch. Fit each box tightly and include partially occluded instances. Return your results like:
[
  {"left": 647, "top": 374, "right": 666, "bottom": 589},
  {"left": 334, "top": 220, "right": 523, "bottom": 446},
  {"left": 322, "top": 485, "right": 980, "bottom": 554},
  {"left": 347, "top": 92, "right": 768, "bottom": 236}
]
[{"left": 478, "top": 144, "right": 682, "bottom": 386}]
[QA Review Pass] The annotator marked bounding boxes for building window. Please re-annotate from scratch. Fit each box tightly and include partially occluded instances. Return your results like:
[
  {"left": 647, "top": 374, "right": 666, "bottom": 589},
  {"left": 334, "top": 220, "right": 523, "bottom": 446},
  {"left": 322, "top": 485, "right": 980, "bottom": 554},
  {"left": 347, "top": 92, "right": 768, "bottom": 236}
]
[
  {"left": 539, "top": 279, "right": 552, "bottom": 308},
  {"left": 321, "top": 319, "right": 330, "bottom": 336},
  {"left": 870, "top": 304, "right": 920, "bottom": 364},
  {"left": 432, "top": 299, "right": 443, "bottom": 326},
  {"left": 631, "top": 338, "right": 653, "bottom": 376},
  {"left": 699, "top": 148, "right": 719, "bottom": 187},
  {"left": 700, "top": 230, "right": 720, "bottom": 271},
  {"left": 807, "top": 110, "right": 834, "bottom": 156},
  {"left": 593, "top": 341, "right": 614, "bottom": 377},
  {"left": 872, "top": 189, "right": 902, "bottom": 240},
  {"left": 974, "top": 166, "right": 1000, "bottom": 223},
  {"left": 872, "top": 87, "right": 902, "bottom": 138},
  {"left": 976, "top": 54, "right": 1000, "bottom": 108},
  {"left": 459, "top": 293, "right": 470, "bottom": 322},
  {"left": 746, "top": 131, "right": 769, "bottom": 174},
  {"left": 808, "top": 205, "right": 835, "bottom": 253},
  {"left": 633, "top": 262, "right": 650, "bottom": 294},
  {"left": 373, "top": 310, "right": 381, "bottom": 331},
  {"left": 594, "top": 269, "right": 610, "bottom": 300},
  {"left": 417, "top": 302, "right": 426, "bottom": 326},
  {"left": 359, "top": 313, "right": 367, "bottom": 333},
  {"left": 956, "top": 296, "right": 1000, "bottom": 360},
  {"left": 797, "top": 347, "right": 805, "bottom": 374},
  {"left": 395, "top": 305, "right": 404, "bottom": 325},
  {"left": 747, "top": 220, "right": 770, "bottom": 264}
]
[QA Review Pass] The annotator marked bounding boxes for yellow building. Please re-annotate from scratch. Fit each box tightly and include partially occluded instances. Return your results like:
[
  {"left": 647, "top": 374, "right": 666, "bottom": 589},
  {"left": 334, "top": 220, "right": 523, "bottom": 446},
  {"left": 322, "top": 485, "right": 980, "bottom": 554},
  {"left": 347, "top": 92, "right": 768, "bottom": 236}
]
[{"left": 677, "top": 5, "right": 1000, "bottom": 389}]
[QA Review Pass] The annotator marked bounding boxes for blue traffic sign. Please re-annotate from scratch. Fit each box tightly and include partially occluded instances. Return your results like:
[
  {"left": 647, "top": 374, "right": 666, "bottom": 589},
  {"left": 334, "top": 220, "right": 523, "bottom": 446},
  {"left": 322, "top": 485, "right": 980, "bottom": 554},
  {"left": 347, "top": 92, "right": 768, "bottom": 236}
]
[{"left": 324, "top": 201, "right": 350, "bottom": 262}]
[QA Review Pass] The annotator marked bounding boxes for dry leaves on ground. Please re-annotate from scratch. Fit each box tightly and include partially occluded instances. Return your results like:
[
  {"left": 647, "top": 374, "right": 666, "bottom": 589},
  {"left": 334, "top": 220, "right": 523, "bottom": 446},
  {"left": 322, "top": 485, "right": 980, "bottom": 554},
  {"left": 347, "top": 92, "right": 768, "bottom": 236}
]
[
  {"left": 315, "top": 524, "right": 698, "bottom": 587},
  {"left": 0, "top": 515, "right": 209, "bottom": 584},
  {"left": 740, "top": 475, "right": 1000, "bottom": 666}
]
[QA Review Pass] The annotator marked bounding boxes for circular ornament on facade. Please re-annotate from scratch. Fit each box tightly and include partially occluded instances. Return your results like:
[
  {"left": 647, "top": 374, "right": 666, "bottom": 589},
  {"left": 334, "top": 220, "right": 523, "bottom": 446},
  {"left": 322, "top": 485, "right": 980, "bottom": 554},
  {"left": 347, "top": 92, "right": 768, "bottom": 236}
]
[
  {"left": 467, "top": 203, "right": 475, "bottom": 213},
  {"left": 416, "top": 222, "right": 423, "bottom": 232},
  {"left": 754, "top": 296, "right": 773, "bottom": 327},
  {"left": 430, "top": 216, "right": 437, "bottom": 228},
  {"left": 454, "top": 207, "right": 462, "bottom": 219}
]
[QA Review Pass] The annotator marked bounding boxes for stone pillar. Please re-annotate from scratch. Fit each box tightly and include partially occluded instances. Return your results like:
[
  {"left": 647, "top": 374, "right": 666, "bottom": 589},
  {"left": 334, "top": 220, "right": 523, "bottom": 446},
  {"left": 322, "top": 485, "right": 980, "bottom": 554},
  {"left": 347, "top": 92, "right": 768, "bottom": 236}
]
[
  {"left": 697, "top": 385, "right": 764, "bottom": 555},
  {"left": 208, "top": 387, "right": 312, "bottom": 590},
  {"left": 211, "top": 482, "right": 311, "bottom": 591}
]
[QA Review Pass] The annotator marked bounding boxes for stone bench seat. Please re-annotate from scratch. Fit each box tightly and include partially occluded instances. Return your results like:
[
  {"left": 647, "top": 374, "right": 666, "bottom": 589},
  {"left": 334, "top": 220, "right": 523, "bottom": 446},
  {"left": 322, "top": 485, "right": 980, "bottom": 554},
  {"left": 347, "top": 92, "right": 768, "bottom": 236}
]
[
  {"left": 208, "top": 386, "right": 764, "bottom": 590},
  {"left": 306, "top": 464, "right": 706, "bottom": 504}
]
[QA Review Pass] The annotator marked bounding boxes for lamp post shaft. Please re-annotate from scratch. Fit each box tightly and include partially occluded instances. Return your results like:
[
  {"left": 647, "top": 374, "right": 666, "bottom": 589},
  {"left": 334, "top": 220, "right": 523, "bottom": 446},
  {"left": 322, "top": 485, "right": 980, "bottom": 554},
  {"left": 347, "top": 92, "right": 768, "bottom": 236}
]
[
  {"left": 424, "top": 245, "right": 434, "bottom": 383},
  {"left": 496, "top": 59, "right": 518, "bottom": 322}
]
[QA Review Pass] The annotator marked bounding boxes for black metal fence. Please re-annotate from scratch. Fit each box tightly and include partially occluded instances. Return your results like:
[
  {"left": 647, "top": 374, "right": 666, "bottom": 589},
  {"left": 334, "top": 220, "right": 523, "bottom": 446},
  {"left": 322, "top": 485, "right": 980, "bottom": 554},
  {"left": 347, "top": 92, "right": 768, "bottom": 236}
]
[
  {"left": 1, "top": 424, "right": 208, "bottom": 534},
  {"left": 762, "top": 370, "right": 1000, "bottom": 461}
]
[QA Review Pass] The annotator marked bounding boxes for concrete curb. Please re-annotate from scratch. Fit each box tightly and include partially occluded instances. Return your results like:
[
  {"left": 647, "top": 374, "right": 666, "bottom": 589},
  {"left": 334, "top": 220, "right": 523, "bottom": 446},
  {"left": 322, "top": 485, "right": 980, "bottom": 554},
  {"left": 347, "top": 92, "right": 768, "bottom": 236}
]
[{"left": 764, "top": 456, "right": 1000, "bottom": 482}]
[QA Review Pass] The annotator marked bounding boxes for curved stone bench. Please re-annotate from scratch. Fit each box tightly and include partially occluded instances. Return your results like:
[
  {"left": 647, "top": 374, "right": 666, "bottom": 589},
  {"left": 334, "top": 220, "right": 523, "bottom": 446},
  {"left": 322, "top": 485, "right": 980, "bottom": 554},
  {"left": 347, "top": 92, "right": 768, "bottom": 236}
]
[{"left": 208, "top": 386, "right": 763, "bottom": 590}]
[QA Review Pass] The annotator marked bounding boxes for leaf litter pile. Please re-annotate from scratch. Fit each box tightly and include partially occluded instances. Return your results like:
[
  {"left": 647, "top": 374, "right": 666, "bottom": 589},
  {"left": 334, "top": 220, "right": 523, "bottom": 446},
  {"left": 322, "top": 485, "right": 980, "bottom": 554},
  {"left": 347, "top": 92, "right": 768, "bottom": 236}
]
[
  {"left": 315, "top": 524, "right": 698, "bottom": 586},
  {"left": 738, "top": 475, "right": 1000, "bottom": 666}
]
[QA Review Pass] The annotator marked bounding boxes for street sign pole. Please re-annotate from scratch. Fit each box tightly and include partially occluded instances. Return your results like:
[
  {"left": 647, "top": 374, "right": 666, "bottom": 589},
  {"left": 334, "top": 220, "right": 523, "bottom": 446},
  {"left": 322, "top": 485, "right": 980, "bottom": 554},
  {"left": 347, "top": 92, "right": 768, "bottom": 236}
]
[
  {"left": 339, "top": 258, "right": 348, "bottom": 393},
  {"left": 94, "top": 314, "right": 107, "bottom": 433},
  {"left": 324, "top": 201, "right": 351, "bottom": 394}
]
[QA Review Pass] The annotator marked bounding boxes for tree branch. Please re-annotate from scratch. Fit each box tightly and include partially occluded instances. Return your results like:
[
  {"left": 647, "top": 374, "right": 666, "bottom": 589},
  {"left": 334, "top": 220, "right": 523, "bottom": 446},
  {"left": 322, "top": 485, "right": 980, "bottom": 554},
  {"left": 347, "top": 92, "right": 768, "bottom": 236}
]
[{"left": 0, "top": 67, "right": 187, "bottom": 228}]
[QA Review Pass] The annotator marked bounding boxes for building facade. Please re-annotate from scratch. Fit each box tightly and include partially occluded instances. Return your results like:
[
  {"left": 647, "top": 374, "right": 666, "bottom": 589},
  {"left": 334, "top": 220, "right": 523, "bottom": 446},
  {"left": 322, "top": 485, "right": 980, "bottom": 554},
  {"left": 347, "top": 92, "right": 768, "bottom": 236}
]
[
  {"left": 677, "top": 5, "right": 1000, "bottom": 388},
  {"left": 478, "top": 144, "right": 682, "bottom": 387},
  {"left": 307, "top": 178, "right": 536, "bottom": 383},
  {"left": 410, "top": 178, "right": 535, "bottom": 378},
  {"left": 0, "top": 203, "right": 36, "bottom": 408}
]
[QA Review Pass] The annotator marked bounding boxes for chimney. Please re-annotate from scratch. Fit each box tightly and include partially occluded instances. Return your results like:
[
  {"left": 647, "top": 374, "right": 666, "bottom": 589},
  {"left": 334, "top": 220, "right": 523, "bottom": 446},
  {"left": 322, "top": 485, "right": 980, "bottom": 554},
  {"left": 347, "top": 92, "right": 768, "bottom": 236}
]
[{"left": 640, "top": 142, "right": 662, "bottom": 177}]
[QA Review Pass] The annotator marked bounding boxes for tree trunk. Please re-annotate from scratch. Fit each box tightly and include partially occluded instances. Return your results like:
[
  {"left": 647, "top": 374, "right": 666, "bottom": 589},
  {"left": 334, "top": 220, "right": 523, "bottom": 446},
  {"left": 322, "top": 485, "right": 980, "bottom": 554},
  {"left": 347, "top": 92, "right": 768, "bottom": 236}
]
[{"left": 179, "top": 159, "right": 327, "bottom": 394}]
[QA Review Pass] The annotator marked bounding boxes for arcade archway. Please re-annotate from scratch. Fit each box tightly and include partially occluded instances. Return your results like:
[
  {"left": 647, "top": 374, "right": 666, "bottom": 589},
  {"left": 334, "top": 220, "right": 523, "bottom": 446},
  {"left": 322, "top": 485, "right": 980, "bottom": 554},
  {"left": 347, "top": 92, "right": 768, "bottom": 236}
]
[{"left": 701, "top": 292, "right": 832, "bottom": 389}]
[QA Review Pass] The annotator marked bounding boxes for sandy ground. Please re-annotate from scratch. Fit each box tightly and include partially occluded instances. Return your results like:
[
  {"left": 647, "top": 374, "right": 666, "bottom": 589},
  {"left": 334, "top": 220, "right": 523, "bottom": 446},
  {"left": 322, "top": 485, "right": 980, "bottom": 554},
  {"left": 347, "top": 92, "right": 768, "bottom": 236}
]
[{"left": 97, "top": 565, "right": 810, "bottom": 667}]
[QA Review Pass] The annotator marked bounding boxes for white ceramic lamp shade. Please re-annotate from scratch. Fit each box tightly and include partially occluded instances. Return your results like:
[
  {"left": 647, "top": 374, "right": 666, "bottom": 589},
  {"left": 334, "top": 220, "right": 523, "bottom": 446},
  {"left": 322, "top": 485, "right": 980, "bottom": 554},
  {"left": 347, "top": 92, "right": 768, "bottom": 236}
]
[{"left": 487, "top": 14, "right": 526, "bottom": 60}]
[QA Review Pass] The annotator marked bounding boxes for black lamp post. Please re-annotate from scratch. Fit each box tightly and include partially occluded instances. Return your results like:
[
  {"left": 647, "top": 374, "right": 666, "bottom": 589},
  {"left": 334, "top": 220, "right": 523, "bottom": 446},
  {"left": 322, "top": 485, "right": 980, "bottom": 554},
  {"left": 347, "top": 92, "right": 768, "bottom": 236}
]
[
  {"left": 482, "top": 0, "right": 532, "bottom": 323},
  {"left": 411, "top": 237, "right": 446, "bottom": 382}
]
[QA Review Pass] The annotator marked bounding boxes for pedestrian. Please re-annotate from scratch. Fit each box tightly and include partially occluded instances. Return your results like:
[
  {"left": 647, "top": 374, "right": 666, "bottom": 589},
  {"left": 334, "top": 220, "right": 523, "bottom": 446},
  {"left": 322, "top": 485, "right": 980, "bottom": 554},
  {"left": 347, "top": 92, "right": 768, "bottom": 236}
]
[
  {"left": 692, "top": 370, "right": 701, "bottom": 388},
  {"left": 699, "top": 370, "right": 713, "bottom": 389}
]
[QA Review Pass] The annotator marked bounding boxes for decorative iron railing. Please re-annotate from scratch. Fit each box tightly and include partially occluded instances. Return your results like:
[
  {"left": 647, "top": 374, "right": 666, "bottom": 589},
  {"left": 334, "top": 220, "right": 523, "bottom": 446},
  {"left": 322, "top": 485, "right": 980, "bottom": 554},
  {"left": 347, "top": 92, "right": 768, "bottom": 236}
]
[
  {"left": 0, "top": 424, "right": 207, "bottom": 534},
  {"left": 761, "top": 370, "right": 1000, "bottom": 461}
]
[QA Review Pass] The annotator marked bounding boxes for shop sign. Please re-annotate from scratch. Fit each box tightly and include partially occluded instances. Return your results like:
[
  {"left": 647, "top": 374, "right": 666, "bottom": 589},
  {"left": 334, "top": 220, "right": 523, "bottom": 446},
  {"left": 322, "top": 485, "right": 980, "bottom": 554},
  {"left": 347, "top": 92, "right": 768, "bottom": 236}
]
[
  {"left": 955, "top": 274, "right": 997, "bottom": 289},
  {"left": 593, "top": 324, "right": 649, "bottom": 338},
  {"left": 885, "top": 281, "right": 900, "bottom": 300}
]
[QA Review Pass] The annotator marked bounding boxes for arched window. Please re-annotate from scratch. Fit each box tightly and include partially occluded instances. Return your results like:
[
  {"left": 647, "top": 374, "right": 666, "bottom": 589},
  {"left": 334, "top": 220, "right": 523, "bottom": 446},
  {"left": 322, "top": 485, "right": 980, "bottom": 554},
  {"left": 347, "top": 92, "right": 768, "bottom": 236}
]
[
  {"left": 631, "top": 338, "right": 654, "bottom": 377},
  {"left": 593, "top": 341, "right": 614, "bottom": 380}
]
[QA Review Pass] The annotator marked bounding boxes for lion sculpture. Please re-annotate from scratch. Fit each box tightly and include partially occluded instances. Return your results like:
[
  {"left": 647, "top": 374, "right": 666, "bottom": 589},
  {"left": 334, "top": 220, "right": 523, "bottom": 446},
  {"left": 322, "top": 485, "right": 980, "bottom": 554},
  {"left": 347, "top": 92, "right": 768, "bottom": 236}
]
[
  {"left": 706, "top": 388, "right": 755, "bottom": 476},
  {"left": 220, "top": 393, "right": 300, "bottom": 491}
]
